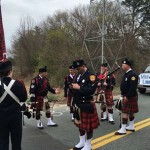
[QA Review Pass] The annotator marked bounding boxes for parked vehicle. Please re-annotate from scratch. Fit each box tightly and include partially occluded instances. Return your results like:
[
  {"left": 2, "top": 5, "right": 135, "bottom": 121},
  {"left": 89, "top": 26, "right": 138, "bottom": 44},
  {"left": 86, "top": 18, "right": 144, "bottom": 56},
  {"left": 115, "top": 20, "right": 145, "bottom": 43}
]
[{"left": 138, "top": 65, "right": 150, "bottom": 94}]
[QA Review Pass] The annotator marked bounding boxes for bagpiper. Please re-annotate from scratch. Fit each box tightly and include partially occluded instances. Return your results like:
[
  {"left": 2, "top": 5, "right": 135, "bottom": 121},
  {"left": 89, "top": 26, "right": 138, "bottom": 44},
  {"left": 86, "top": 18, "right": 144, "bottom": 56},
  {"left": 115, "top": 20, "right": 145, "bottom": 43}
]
[
  {"left": 71, "top": 60, "right": 99, "bottom": 150},
  {"left": 64, "top": 65, "right": 76, "bottom": 121},
  {"left": 29, "top": 66, "right": 60, "bottom": 129},
  {"left": 96, "top": 63, "right": 116, "bottom": 124}
]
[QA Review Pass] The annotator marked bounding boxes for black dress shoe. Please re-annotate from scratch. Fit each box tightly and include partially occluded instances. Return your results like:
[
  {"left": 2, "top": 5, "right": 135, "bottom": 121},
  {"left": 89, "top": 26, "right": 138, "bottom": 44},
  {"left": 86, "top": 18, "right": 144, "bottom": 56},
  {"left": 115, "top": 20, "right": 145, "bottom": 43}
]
[
  {"left": 37, "top": 127, "right": 44, "bottom": 129},
  {"left": 115, "top": 132, "right": 126, "bottom": 135},
  {"left": 73, "top": 147, "right": 83, "bottom": 150},
  {"left": 47, "top": 124, "right": 58, "bottom": 127},
  {"left": 126, "top": 129, "right": 135, "bottom": 132},
  {"left": 109, "top": 121, "right": 115, "bottom": 124},
  {"left": 101, "top": 118, "right": 107, "bottom": 121}
]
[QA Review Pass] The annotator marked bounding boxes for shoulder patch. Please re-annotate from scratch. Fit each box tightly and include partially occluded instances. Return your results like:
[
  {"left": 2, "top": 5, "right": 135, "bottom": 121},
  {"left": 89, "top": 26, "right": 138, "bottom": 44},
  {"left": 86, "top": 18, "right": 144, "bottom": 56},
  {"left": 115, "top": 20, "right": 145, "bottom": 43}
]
[
  {"left": 90, "top": 75, "right": 96, "bottom": 82},
  {"left": 131, "top": 76, "right": 136, "bottom": 80}
]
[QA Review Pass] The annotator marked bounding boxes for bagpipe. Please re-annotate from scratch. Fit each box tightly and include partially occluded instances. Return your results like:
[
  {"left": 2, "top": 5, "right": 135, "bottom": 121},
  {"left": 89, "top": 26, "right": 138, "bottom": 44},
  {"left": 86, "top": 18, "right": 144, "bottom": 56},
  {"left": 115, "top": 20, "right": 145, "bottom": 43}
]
[{"left": 94, "top": 66, "right": 120, "bottom": 104}]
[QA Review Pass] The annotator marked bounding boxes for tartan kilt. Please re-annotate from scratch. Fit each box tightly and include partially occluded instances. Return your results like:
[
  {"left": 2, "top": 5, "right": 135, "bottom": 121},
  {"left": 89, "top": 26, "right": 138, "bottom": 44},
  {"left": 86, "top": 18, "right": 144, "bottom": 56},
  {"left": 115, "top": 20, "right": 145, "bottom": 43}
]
[
  {"left": 122, "top": 96, "right": 139, "bottom": 114},
  {"left": 75, "top": 103, "right": 100, "bottom": 131},
  {"left": 67, "top": 95, "right": 72, "bottom": 107},
  {"left": 67, "top": 91, "right": 73, "bottom": 106},
  {"left": 36, "top": 96, "right": 44, "bottom": 111},
  {"left": 36, "top": 101, "right": 44, "bottom": 111},
  {"left": 105, "top": 89, "right": 114, "bottom": 106}
]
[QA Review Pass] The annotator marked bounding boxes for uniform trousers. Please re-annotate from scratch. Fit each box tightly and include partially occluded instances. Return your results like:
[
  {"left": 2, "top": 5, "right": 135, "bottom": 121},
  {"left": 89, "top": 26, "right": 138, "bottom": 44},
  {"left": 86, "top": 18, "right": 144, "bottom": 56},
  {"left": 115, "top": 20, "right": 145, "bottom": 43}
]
[{"left": 0, "top": 111, "right": 22, "bottom": 150}]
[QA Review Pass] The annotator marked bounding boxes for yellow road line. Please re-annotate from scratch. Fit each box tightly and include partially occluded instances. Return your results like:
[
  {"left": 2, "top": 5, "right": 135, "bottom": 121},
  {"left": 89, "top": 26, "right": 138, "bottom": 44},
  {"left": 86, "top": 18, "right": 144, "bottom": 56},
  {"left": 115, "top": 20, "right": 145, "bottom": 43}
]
[
  {"left": 92, "top": 117, "right": 150, "bottom": 145},
  {"left": 92, "top": 118, "right": 150, "bottom": 150},
  {"left": 69, "top": 118, "right": 150, "bottom": 150}
]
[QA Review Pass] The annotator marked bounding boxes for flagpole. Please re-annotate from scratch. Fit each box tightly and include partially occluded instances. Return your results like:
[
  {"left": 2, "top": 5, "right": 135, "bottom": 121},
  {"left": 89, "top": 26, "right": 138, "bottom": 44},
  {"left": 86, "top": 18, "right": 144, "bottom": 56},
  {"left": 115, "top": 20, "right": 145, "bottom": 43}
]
[{"left": 0, "top": 0, "right": 6, "bottom": 61}]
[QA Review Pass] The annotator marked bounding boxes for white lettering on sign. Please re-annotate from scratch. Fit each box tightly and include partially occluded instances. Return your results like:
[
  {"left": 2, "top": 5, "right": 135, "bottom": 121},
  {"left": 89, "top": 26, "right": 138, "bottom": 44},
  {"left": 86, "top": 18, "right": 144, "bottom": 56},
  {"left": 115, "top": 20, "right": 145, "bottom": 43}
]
[{"left": 139, "top": 73, "right": 150, "bottom": 85}]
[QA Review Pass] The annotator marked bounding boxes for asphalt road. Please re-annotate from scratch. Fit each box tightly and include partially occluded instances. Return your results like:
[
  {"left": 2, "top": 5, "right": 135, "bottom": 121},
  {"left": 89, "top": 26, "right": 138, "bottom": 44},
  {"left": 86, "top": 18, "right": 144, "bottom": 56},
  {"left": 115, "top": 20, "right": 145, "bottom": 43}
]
[{"left": 19, "top": 93, "right": 150, "bottom": 150}]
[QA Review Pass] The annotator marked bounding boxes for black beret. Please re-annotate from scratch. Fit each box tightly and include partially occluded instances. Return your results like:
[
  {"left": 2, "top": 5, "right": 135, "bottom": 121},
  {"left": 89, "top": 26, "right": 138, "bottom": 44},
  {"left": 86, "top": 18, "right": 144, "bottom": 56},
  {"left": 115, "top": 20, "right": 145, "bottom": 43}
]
[
  {"left": 101, "top": 63, "right": 108, "bottom": 67},
  {"left": 122, "top": 58, "right": 132, "bottom": 67},
  {"left": 72, "top": 60, "right": 85, "bottom": 69},
  {"left": 0, "top": 60, "right": 12, "bottom": 72},
  {"left": 69, "top": 65, "right": 74, "bottom": 69},
  {"left": 39, "top": 66, "right": 47, "bottom": 72}
]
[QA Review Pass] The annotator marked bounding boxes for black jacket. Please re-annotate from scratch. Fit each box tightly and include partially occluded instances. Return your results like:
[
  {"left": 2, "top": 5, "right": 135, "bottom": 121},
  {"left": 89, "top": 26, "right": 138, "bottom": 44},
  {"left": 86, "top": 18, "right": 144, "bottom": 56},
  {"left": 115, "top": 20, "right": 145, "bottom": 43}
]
[
  {"left": 0, "top": 77, "right": 27, "bottom": 114},
  {"left": 120, "top": 69, "right": 138, "bottom": 99},
  {"left": 29, "top": 75, "right": 55, "bottom": 98},
  {"left": 64, "top": 74, "right": 76, "bottom": 97},
  {"left": 72, "top": 70, "right": 97, "bottom": 104}
]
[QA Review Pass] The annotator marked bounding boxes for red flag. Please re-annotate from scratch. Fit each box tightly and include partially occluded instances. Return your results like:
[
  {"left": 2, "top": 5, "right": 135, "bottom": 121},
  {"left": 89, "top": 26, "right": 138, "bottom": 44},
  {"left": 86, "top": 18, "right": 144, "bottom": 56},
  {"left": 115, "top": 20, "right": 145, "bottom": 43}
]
[{"left": 0, "top": 1, "right": 6, "bottom": 61}]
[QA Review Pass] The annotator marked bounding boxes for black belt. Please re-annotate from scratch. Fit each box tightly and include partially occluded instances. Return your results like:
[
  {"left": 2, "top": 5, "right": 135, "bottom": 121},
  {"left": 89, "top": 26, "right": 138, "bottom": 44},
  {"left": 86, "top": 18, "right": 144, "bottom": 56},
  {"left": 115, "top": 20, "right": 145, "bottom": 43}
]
[{"left": 81, "top": 96, "right": 93, "bottom": 101}]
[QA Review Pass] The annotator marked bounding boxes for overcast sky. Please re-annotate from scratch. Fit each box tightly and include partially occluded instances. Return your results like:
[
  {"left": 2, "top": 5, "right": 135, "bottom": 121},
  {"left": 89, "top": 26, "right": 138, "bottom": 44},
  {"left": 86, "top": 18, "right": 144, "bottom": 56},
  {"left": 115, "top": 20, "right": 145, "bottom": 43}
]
[{"left": 1, "top": 0, "right": 89, "bottom": 50}]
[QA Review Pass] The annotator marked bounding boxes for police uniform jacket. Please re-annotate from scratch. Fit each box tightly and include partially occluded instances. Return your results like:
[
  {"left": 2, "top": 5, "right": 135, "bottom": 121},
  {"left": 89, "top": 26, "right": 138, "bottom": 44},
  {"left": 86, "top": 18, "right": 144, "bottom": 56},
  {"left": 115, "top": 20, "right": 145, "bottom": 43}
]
[
  {"left": 29, "top": 75, "right": 55, "bottom": 98},
  {"left": 120, "top": 69, "right": 138, "bottom": 99},
  {"left": 0, "top": 77, "right": 27, "bottom": 115},
  {"left": 73, "top": 70, "right": 97, "bottom": 105}
]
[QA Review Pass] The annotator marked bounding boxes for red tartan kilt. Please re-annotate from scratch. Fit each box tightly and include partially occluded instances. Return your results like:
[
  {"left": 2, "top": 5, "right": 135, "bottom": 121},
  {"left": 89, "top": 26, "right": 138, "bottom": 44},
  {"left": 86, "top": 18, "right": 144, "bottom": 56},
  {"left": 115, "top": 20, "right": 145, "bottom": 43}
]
[
  {"left": 67, "top": 91, "right": 72, "bottom": 106},
  {"left": 76, "top": 103, "right": 100, "bottom": 131},
  {"left": 122, "top": 96, "right": 139, "bottom": 114},
  {"left": 36, "top": 96, "right": 44, "bottom": 103},
  {"left": 67, "top": 91, "right": 72, "bottom": 97},
  {"left": 36, "top": 97, "right": 44, "bottom": 111},
  {"left": 36, "top": 102, "right": 44, "bottom": 111},
  {"left": 67, "top": 94, "right": 72, "bottom": 107},
  {"left": 105, "top": 89, "right": 114, "bottom": 106}
]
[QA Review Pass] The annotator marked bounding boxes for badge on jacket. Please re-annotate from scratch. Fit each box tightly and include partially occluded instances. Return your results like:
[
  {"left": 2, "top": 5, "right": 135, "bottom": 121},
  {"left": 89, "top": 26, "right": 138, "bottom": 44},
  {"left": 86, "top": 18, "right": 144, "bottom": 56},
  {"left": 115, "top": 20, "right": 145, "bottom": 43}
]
[
  {"left": 90, "top": 75, "right": 96, "bottom": 82},
  {"left": 131, "top": 76, "right": 136, "bottom": 80}
]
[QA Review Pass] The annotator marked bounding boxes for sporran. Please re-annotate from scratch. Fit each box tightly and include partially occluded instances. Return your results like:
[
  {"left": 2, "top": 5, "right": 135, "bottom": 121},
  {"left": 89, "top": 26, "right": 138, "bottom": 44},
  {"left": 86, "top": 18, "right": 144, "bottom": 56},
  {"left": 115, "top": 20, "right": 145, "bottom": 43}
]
[{"left": 115, "top": 96, "right": 123, "bottom": 111}]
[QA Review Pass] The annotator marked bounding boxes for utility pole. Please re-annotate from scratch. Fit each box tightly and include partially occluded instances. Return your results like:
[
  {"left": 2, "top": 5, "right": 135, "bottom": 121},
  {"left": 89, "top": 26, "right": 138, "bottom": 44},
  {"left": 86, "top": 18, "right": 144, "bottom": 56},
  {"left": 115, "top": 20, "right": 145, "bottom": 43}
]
[{"left": 83, "top": 0, "right": 125, "bottom": 73}]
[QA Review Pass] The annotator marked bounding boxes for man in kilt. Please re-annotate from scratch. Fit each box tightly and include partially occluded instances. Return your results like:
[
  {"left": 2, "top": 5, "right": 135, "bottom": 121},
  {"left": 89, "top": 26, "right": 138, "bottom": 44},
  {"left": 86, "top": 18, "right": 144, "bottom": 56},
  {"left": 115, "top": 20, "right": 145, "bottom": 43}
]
[
  {"left": 96, "top": 63, "right": 116, "bottom": 124},
  {"left": 71, "top": 60, "right": 99, "bottom": 150},
  {"left": 115, "top": 58, "right": 139, "bottom": 135},
  {"left": 29, "top": 66, "right": 60, "bottom": 129},
  {"left": 64, "top": 65, "right": 76, "bottom": 121}
]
